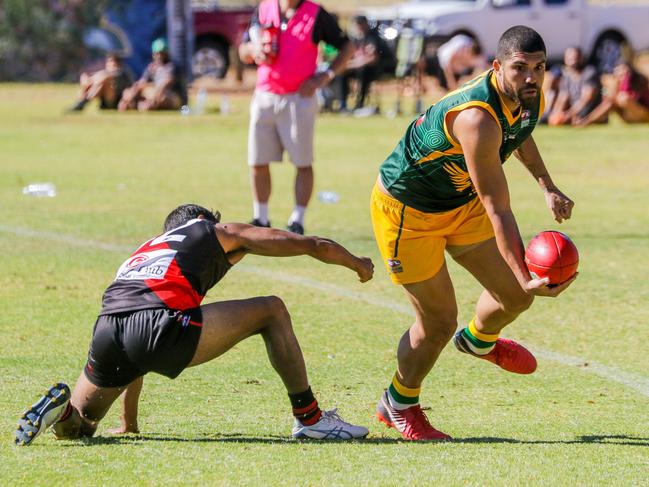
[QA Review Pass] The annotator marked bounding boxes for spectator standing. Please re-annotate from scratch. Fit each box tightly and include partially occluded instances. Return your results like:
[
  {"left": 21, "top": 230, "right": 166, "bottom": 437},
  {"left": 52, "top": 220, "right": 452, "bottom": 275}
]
[
  {"left": 118, "top": 38, "right": 182, "bottom": 112},
  {"left": 548, "top": 47, "right": 602, "bottom": 126},
  {"left": 68, "top": 53, "right": 132, "bottom": 112},
  {"left": 239, "top": 0, "right": 353, "bottom": 235},
  {"left": 339, "top": 15, "right": 392, "bottom": 112},
  {"left": 576, "top": 61, "right": 649, "bottom": 126}
]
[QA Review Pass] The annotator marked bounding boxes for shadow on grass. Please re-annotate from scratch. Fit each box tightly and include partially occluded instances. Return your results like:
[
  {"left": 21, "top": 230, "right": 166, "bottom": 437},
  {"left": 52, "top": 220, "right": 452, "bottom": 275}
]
[
  {"left": 453, "top": 435, "right": 648, "bottom": 447},
  {"left": 59, "top": 433, "right": 648, "bottom": 447}
]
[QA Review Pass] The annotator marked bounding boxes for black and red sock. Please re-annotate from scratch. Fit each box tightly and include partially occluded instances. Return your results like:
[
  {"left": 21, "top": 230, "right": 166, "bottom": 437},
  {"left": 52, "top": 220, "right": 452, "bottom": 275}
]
[
  {"left": 288, "top": 386, "right": 322, "bottom": 425},
  {"left": 58, "top": 403, "right": 73, "bottom": 423}
]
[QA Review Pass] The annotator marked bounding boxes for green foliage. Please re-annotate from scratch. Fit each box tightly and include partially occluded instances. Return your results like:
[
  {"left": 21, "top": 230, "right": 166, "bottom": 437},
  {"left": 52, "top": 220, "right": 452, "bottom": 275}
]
[
  {"left": 0, "top": 0, "right": 107, "bottom": 81},
  {"left": 0, "top": 85, "right": 648, "bottom": 485}
]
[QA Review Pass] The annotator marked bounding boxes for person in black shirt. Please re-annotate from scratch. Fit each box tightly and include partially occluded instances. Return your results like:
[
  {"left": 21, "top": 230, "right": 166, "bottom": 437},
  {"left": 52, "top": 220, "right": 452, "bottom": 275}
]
[
  {"left": 339, "top": 16, "right": 393, "bottom": 111},
  {"left": 238, "top": 0, "right": 353, "bottom": 235},
  {"left": 15, "top": 204, "right": 374, "bottom": 444}
]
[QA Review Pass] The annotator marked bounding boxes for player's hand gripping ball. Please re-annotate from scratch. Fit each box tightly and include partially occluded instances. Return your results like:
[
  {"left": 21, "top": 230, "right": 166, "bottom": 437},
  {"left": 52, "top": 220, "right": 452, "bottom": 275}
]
[{"left": 525, "top": 231, "right": 579, "bottom": 285}]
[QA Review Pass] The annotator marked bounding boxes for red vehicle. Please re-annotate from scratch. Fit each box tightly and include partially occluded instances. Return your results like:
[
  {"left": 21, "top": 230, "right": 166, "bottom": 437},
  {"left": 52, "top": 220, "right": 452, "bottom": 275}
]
[{"left": 192, "top": 0, "right": 255, "bottom": 79}]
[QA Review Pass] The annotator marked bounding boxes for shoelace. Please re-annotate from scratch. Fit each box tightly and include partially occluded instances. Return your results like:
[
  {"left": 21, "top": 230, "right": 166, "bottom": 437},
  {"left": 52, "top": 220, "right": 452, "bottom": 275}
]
[
  {"left": 404, "top": 406, "right": 434, "bottom": 435},
  {"left": 320, "top": 408, "right": 350, "bottom": 425}
]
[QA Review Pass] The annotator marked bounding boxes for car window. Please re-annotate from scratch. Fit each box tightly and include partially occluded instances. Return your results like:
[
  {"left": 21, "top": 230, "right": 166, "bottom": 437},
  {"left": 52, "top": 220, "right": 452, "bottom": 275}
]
[
  {"left": 491, "top": 0, "right": 531, "bottom": 8},
  {"left": 192, "top": 0, "right": 254, "bottom": 9}
]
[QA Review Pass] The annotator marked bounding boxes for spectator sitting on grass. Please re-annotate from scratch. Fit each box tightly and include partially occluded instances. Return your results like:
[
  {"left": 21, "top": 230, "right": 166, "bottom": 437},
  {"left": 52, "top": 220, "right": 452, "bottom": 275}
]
[
  {"left": 575, "top": 60, "right": 649, "bottom": 126},
  {"left": 118, "top": 38, "right": 182, "bottom": 112},
  {"left": 548, "top": 46, "right": 603, "bottom": 126},
  {"left": 429, "top": 34, "right": 486, "bottom": 92},
  {"left": 68, "top": 53, "right": 132, "bottom": 112}
]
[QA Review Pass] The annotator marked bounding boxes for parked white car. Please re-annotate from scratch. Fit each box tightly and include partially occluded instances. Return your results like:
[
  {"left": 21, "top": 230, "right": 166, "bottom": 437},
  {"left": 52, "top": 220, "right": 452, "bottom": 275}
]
[{"left": 362, "top": 0, "right": 649, "bottom": 71}]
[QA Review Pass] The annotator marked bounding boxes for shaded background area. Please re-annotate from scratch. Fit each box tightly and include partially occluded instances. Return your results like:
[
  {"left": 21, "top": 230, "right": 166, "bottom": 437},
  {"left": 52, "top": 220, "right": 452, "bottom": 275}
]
[
  {"left": 0, "top": 0, "right": 108, "bottom": 81},
  {"left": 0, "top": 0, "right": 184, "bottom": 82}
]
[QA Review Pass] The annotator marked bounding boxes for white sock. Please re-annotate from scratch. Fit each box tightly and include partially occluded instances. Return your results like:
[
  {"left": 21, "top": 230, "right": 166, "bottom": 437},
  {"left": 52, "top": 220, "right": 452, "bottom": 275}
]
[
  {"left": 253, "top": 202, "right": 269, "bottom": 224},
  {"left": 288, "top": 205, "right": 306, "bottom": 225}
]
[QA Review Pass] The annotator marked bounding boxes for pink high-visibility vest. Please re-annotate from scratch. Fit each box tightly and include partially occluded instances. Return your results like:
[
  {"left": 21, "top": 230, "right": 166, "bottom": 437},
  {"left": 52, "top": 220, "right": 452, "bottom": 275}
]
[{"left": 256, "top": 0, "right": 320, "bottom": 94}]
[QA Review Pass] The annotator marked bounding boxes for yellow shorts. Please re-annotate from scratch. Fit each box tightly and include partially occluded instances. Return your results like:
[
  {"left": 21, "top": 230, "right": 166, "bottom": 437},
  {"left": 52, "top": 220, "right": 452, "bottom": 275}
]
[{"left": 370, "top": 183, "right": 494, "bottom": 284}]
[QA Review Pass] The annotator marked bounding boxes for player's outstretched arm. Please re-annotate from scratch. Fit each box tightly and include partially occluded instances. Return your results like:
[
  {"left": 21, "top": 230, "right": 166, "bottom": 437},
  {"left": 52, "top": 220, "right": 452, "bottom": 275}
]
[
  {"left": 514, "top": 136, "right": 574, "bottom": 223},
  {"left": 215, "top": 223, "right": 374, "bottom": 282}
]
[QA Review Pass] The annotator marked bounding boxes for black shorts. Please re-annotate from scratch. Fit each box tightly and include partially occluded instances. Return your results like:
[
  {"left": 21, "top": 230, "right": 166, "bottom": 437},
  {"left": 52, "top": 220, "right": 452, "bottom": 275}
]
[{"left": 84, "top": 308, "right": 203, "bottom": 388}]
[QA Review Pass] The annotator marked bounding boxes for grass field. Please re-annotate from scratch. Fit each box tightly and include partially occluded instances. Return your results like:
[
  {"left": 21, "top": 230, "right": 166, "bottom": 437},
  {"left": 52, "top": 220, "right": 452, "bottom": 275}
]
[{"left": 1, "top": 84, "right": 648, "bottom": 485}]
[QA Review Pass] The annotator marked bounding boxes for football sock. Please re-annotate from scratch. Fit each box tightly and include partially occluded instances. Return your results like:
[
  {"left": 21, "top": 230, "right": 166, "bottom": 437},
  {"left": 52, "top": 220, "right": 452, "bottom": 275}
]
[
  {"left": 387, "top": 373, "right": 420, "bottom": 410},
  {"left": 253, "top": 201, "right": 269, "bottom": 225},
  {"left": 58, "top": 403, "right": 73, "bottom": 423},
  {"left": 288, "top": 205, "right": 306, "bottom": 226},
  {"left": 289, "top": 386, "right": 322, "bottom": 426},
  {"left": 459, "top": 317, "right": 499, "bottom": 355}
]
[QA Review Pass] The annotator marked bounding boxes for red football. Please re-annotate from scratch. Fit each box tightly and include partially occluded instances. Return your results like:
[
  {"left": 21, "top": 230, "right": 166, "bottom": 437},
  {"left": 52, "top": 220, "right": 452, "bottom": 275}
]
[{"left": 525, "top": 231, "right": 579, "bottom": 285}]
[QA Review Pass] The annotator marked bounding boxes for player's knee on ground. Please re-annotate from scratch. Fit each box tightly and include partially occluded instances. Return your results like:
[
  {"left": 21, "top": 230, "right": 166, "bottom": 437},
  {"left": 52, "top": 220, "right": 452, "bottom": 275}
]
[{"left": 52, "top": 407, "right": 97, "bottom": 440}]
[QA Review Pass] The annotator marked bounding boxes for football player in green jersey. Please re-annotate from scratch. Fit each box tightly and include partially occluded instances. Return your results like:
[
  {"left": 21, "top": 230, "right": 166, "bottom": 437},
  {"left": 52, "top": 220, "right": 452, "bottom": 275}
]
[{"left": 372, "top": 26, "right": 576, "bottom": 440}]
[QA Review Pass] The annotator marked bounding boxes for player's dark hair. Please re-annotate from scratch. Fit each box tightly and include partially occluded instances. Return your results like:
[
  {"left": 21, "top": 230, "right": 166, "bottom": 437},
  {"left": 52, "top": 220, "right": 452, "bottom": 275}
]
[
  {"left": 496, "top": 25, "right": 546, "bottom": 61},
  {"left": 163, "top": 204, "right": 221, "bottom": 232}
]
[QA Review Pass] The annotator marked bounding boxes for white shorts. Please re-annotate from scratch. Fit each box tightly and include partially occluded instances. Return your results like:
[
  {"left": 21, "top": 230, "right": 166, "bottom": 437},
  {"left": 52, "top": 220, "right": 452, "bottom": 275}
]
[{"left": 248, "top": 90, "right": 318, "bottom": 168}]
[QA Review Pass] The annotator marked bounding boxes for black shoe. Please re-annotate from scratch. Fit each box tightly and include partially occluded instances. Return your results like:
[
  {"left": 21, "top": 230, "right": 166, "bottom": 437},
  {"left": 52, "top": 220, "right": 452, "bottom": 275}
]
[
  {"left": 250, "top": 218, "right": 271, "bottom": 228},
  {"left": 67, "top": 99, "right": 88, "bottom": 112},
  {"left": 15, "top": 383, "right": 71, "bottom": 446},
  {"left": 287, "top": 221, "right": 304, "bottom": 235}
]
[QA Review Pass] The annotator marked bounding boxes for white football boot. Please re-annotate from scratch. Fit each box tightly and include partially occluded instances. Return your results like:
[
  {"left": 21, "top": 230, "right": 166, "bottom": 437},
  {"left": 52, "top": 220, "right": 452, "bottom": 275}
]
[{"left": 292, "top": 408, "right": 369, "bottom": 440}]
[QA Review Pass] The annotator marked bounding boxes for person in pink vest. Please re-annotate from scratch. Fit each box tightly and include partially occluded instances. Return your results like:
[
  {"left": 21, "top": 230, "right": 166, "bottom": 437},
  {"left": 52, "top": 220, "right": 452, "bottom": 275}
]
[{"left": 239, "top": 0, "right": 353, "bottom": 235}]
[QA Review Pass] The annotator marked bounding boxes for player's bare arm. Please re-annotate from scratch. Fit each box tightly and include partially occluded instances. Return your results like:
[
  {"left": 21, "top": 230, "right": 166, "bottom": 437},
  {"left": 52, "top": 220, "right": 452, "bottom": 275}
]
[
  {"left": 107, "top": 376, "right": 143, "bottom": 435},
  {"left": 514, "top": 136, "right": 575, "bottom": 223},
  {"left": 214, "top": 223, "right": 374, "bottom": 282},
  {"left": 451, "top": 108, "right": 572, "bottom": 297}
]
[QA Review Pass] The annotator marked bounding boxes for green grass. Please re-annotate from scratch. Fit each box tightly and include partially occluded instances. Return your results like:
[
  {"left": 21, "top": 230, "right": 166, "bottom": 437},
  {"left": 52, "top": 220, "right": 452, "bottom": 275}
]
[{"left": 1, "top": 84, "right": 648, "bottom": 485}]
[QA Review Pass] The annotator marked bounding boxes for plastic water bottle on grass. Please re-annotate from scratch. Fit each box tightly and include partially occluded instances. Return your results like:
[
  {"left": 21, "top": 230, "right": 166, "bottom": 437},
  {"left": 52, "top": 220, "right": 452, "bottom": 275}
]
[
  {"left": 194, "top": 88, "right": 207, "bottom": 115},
  {"left": 317, "top": 191, "right": 340, "bottom": 204},
  {"left": 22, "top": 183, "right": 56, "bottom": 197},
  {"left": 220, "top": 95, "right": 230, "bottom": 115}
]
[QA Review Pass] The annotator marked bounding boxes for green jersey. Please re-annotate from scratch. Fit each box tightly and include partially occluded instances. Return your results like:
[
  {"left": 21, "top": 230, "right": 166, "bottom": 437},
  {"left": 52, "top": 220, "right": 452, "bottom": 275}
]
[{"left": 379, "top": 69, "right": 543, "bottom": 213}]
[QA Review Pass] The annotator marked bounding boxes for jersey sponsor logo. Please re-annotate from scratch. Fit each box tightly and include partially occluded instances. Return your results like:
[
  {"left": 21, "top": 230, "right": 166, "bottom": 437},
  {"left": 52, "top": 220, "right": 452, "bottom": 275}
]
[
  {"left": 150, "top": 233, "right": 187, "bottom": 246},
  {"left": 115, "top": 248, "right": 177, "bottom": 281},
  {"left": 521, "top": 110, "right": 531, "bottom": 128},
  {"left": 387, "top": 258, "right": 403, "bottom": 274}
]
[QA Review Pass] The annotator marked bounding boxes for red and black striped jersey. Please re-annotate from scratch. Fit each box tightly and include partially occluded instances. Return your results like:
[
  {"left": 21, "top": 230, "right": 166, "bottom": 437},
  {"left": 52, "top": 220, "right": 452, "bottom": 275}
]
[{"left": 100, "top": 219, "right": 231, "bottom": 315}]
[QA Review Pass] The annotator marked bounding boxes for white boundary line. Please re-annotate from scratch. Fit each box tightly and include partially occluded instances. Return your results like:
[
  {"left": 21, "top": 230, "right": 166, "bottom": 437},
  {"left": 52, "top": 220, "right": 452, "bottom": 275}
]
[{"left": 2, "top": 224, "right": 648, "bottom": 398}]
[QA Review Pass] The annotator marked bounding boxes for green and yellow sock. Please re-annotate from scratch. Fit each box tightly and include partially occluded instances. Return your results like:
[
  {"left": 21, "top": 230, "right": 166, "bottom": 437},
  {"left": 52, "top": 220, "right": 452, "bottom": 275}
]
[
  {"left": 387, "top": 373, "right": 420, "bottom": 410},
  {"left": 460, "top": 317, "right": 499, "bottom": 355}
]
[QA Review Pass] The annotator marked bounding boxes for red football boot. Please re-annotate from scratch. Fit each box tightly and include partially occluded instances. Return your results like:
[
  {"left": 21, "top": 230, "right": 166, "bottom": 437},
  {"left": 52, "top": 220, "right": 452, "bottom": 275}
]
[
  {"left": 454, "top": 331, "right": 537, "bottom": 374},
  {"left": 376, "top": 391, "right": 451, "bottom": 441}
]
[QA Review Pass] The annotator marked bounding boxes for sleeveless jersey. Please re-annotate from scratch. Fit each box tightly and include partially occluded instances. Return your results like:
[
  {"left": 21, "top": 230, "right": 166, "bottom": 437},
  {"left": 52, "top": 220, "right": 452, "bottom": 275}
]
[
  {"left": 255, "top": 0, "right": 320, "bottom": 94},
  {"left": 100, "top": 219, "right": 231, "bottom": 315},
  {"left": 379, "top": 69, "right": 544, "bottom": 213}
]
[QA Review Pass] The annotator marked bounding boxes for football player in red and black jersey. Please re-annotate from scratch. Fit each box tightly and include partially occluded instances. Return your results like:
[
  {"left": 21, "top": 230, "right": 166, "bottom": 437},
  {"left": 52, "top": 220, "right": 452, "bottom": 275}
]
[{"left": 16, "top": 204, "right": 374, "bottom": 444}]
